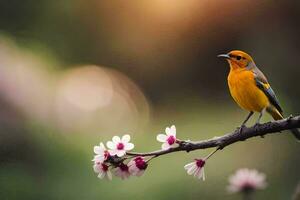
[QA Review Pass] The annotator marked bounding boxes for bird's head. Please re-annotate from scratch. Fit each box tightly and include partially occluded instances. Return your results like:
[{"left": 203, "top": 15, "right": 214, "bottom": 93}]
[{"left": 218, "top": 50, "right": 254, "bottom": 69}]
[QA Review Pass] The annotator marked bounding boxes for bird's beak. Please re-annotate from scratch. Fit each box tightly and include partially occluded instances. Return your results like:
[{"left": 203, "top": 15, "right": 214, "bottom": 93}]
[{"left": 217, "top": 54, "right": 230, "bottom": 59}]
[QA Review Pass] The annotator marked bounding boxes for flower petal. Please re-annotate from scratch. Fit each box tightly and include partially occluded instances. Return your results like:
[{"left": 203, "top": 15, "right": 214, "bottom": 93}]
[
  {"left": 93, "top": 155, "right": 104, "bottom": 162},
  {"left": 114, "top": 168, "right": 121, "bottom": 177},
  {"left": 106, "top": 141, "right": 115, "bottom": 150},
  {"left": 93, "top": 164, "right": 100, "bottom": 173},
  {"left": 107, "top": 171, "right": 112, "bottom": 180},
  {"left": 170, "top": 143, "right": 178, "bottom": 148},
  {"left": 94, "top": 146, "right": 103, "bottom": 154},
  {"left": 187, "top": 165, "right": 197, "bottom": 175},
  {"left": 123, "top": 171, "right": 130, "bottom": 179},
  {"left": 112, "top": 136, "right": 121, "bottom": 143},
  {"left": 108, "top": 149, "right": 118, "bottom": 156},
  {"left": 135, "top": 170, "right": 145, "bottom": 177},
  {"left": 157, "top": 134, "right": 167, "bottom": 142},
  {"left": 98, "top": 171, "right": 105, "bottom": 179},
  {"left": 99, "top": 142, "right": 106, "bottom": 150},
  {"left": 122, "top": 134, "right": 131, "bottom": 143},
  {"left": 194, "top": 168, "right": 201, "bottom": 178},
  {"left": 201, "top": 168, "right": 205, "bottom": 181},
  {"left": 227, "top": 185, "right": 239, "bottom": 193},
  {"left": 128, "top": 165, "right": 138, "bottom": 174},
  {"left": 161, "top": 143, "right": 170, "bottom": 150},
  {"left": 184, "top": 162, "right": 195, "bottom": 170},
  {"left": 165, "top": 127, "right": 171, "bottom": 135},
  {"left": 128, "top": 160, "right": 135, "bottom": 167},
  {"left": 116, "top": 150, "right": 126, "bottom": 157},
  {"left": 170, "top": 125, "right": 176, "bottom": 136},
  {"left": 124, "top": 143, "right": 134, "bottom": 151}
]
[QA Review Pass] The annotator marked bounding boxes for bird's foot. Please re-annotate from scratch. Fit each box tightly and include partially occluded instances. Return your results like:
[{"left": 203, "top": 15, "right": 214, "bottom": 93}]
[
  {"left": 236, "top": 124, "right": 246, "bottom": 134},
  {"left": 253, "top": 122, "right": 264, "bottom": 138},
  {"left": 254, "top": 122, "right": 261, "bottom": 127}
]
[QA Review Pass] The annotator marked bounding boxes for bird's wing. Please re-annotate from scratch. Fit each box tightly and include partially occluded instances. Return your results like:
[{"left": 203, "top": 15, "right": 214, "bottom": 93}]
[{"left": 252, "top": 67, "right": 283, "bottom": 113}]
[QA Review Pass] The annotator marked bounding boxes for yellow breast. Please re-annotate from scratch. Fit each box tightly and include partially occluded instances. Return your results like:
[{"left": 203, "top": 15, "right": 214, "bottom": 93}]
[{"left": 228, "top": 69, "right": 269, "bottom": 112}]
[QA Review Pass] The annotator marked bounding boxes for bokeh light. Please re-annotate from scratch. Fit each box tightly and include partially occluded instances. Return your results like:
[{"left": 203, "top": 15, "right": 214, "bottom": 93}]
[{"left": 55, "top": 65, "right": 150, "bottom": 133}]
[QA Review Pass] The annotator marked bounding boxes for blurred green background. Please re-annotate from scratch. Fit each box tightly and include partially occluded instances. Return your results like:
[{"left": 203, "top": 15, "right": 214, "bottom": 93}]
[{"left": 0, "top": 0, "right": 299, "bottom": 199}]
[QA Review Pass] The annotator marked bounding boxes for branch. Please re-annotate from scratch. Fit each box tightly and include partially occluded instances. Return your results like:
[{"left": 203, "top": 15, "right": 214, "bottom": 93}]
[{"left": 127, "top": 115, "right": 300, "bottom": 157}]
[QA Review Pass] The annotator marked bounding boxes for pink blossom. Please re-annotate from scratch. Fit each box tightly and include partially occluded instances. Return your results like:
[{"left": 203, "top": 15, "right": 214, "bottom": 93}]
[
  {"left": 93, "top": 161, "right": 112, "bottom": 180},
  {"left": 114, "top": 163, "right": 131, "bottom": 180},
  {"left": 156, "top": 125, "right": 178, "bottom": 150},
  {"left": 128, "top": 157, "right": 148, "bottom": 176},
  {"left": 184, "top": 159, "right": 206, "bottom": 181},
  {"left": 228, "top": 168, "right": 267, "bottom": 193}
]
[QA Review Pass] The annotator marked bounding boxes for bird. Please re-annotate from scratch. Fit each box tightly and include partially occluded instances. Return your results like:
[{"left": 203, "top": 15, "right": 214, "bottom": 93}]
[{"left": 218, "top": 50, "right": 300, "bottom": 140}]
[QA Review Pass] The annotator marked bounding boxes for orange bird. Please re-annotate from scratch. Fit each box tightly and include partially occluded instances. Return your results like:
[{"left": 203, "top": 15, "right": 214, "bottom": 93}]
[{"left": 218, "top": 50, "right": 300, "bottom": 140}]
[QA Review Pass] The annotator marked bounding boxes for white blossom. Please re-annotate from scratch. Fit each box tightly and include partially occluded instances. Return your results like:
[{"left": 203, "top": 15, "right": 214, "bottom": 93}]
[
  {"left": 184, "top": 159, "right": 206, "bottom": 181},
  {"left": 106, "top": 135, "right": 134, "bottom": 157},
  {"left": 93, "top": 161, "right": 112, "bottom": 180},
  {"left": 156, "top": 125, "right": 177, "bottom": 150},
  {"left": 93, "top": 142, "right": 110, "bottom": 163}
]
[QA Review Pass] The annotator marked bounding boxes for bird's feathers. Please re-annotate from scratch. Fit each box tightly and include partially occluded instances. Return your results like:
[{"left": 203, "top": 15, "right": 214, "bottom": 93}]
[
  {"left": 251, "top": 65, "right": 300, "bottom": 140},
  {"left": 255, "top": 78, "right": 283, "bottom": 113},
  {"left": 250, "top": 64, "right": 283, "bottom": 114}
]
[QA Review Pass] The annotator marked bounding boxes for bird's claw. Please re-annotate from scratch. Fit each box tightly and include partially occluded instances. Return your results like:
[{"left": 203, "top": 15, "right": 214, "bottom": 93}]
[
  {"left": 254, "top": 122, "right": 261, "bottom": 127},
  {"left": 236, "top": 124, "right": 246, "bottom": 134}
]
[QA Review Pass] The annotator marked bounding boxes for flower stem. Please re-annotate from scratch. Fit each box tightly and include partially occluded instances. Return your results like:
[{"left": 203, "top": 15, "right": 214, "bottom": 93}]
[
  {"left": 242, "top": 191, "right": 253, "bottom": 200},
  {"left": 145, "top": 155, "right": 157, "bottom": 163},
  {"left": 204, "top": 148, "right": 219, "bottom": 160}
]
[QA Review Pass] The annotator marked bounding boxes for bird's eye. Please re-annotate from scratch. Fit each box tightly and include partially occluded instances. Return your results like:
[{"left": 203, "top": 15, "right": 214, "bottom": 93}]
[{"left": 236, "top": 56, "right": 242, "bottom": 60}]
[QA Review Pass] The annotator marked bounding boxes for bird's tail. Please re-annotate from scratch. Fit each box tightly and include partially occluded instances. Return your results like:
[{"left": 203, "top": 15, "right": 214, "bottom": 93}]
[{"left": 267, "top": 107, "right": 300, "bottom": 140}]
